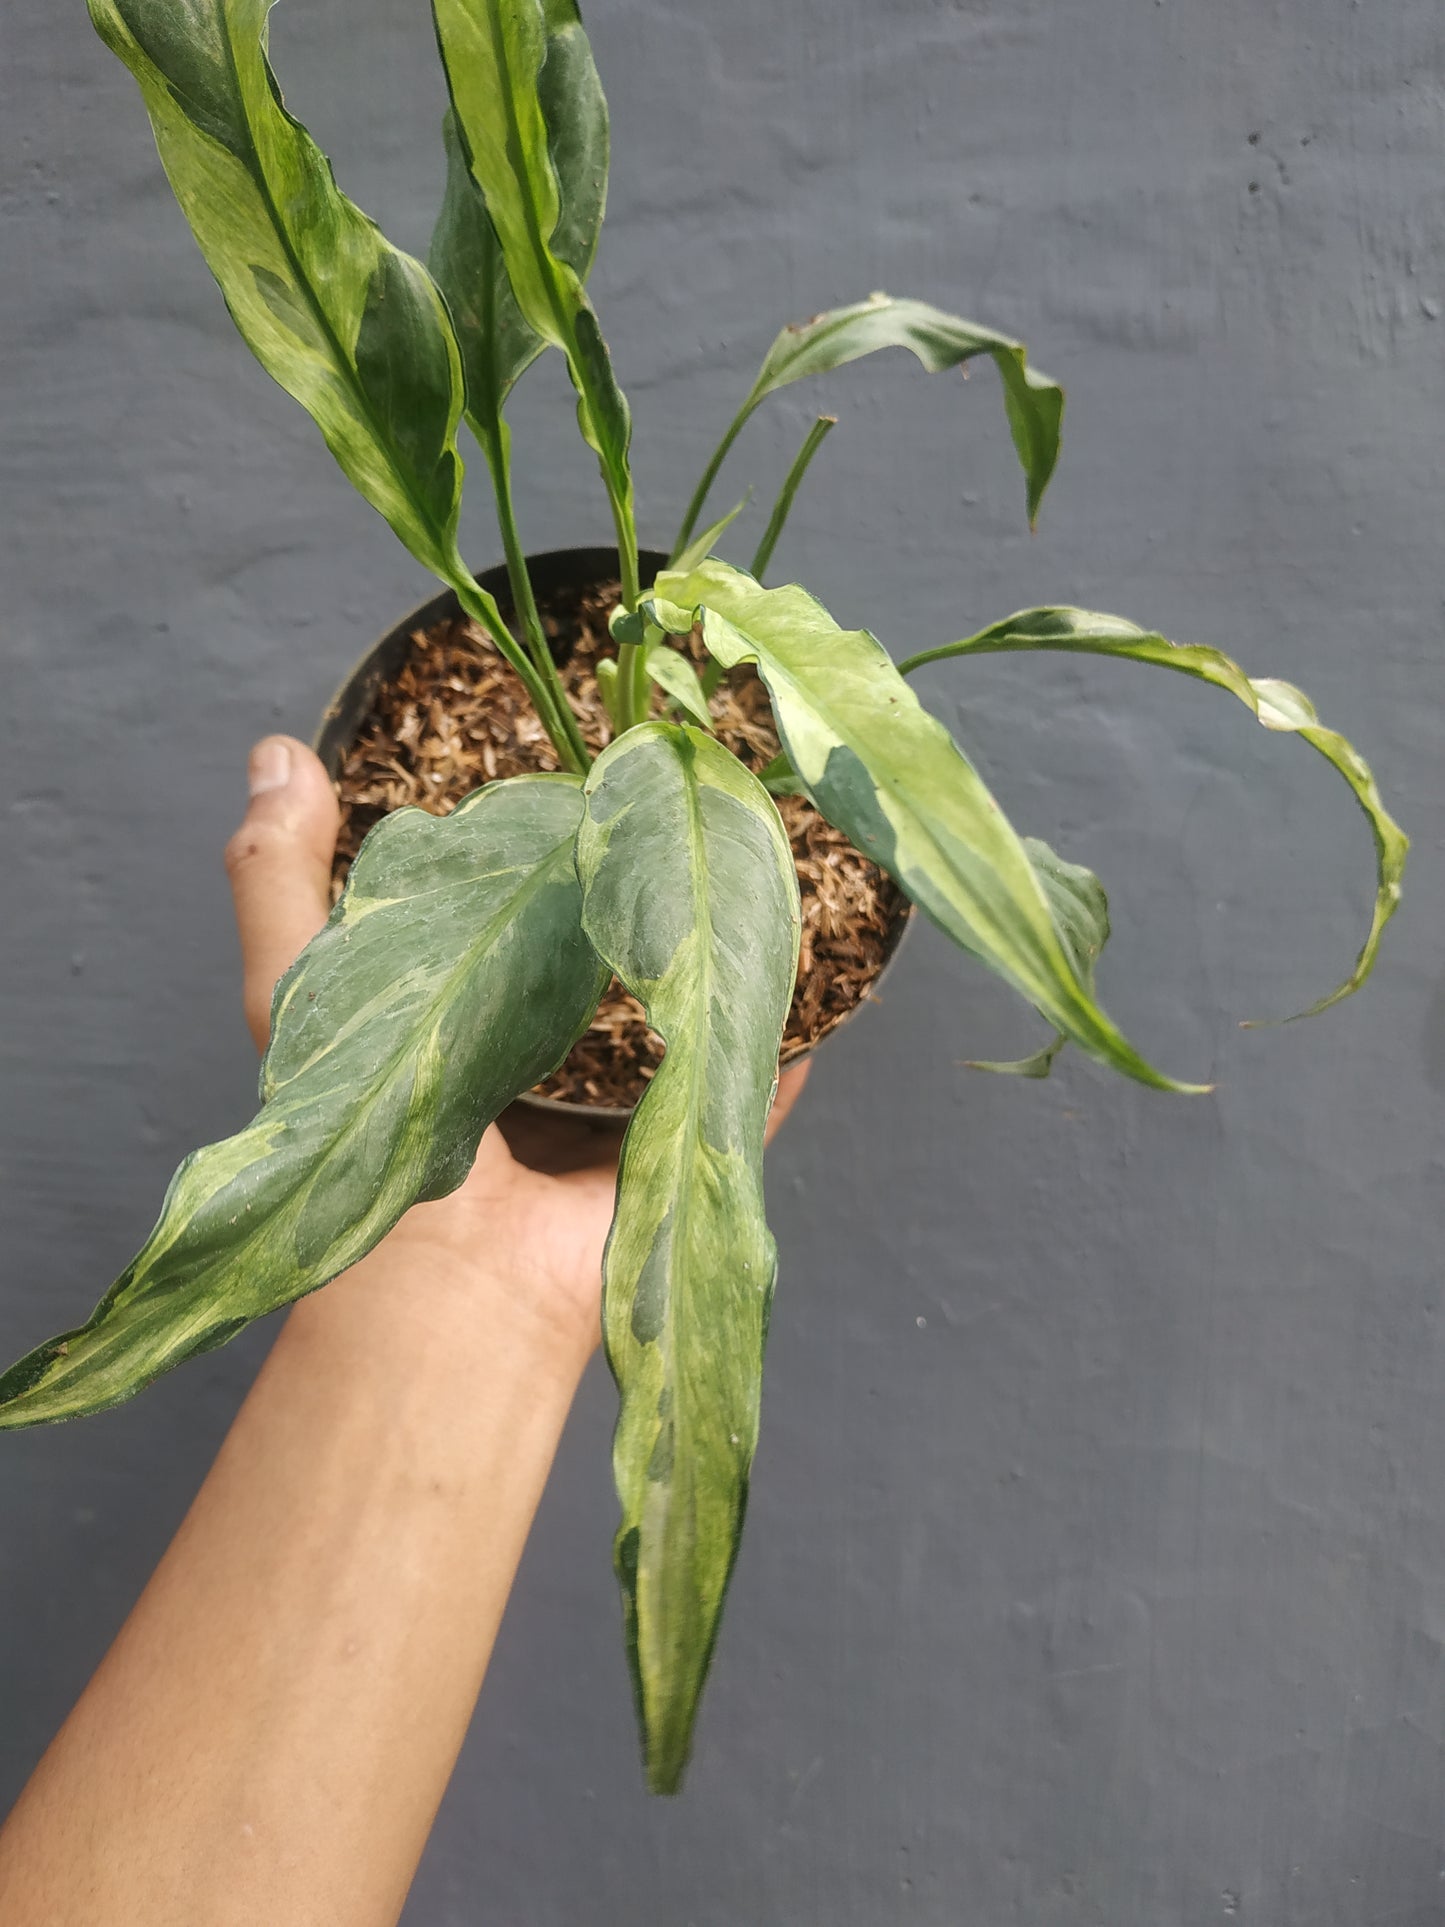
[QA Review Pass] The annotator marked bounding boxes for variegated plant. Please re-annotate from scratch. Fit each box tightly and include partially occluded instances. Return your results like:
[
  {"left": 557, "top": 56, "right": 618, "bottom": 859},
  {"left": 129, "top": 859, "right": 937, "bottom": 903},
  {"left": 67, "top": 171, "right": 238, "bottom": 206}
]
[{"left": 0, "top": 0, "right": 1406, "bottom": 1794}]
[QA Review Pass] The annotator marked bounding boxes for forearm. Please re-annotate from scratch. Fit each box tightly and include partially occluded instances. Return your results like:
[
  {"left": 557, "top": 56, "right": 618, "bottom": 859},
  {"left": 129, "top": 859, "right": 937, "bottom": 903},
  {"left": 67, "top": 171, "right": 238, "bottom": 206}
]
[{"left": 0, "top": 1215, "right": 592, "bottom": 1927}]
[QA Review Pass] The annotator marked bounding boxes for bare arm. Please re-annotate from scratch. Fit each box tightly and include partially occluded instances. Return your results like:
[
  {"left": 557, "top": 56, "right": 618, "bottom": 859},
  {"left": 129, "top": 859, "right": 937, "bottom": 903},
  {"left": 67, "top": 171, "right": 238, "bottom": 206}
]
[
  {"left": 0, "top": 1214, "right": 594, "bottom": 1927},
  {"left": 0, "top": 736, "right": 802, "bottom": 1926}
]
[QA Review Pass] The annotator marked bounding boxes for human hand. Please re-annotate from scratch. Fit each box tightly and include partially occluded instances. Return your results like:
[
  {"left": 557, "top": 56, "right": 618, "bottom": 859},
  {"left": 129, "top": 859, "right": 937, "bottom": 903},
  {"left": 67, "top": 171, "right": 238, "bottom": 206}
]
[{"left": 224, "top": 736, "right": 809, "bottom": 1358}]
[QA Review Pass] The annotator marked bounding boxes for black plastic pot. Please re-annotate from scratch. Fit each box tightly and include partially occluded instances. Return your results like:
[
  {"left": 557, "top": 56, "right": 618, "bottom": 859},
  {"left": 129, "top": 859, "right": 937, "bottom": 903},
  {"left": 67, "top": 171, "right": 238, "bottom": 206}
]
[{"left": 314, "top": 546, "right": 912, "bottom": 1119}]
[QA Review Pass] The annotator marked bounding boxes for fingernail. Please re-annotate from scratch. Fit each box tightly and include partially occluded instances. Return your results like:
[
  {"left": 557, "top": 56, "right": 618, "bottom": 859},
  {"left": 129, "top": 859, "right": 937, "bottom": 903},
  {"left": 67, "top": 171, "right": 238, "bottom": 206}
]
[{"left": 248, "top": 738, "right": 291, "bottom": 797}]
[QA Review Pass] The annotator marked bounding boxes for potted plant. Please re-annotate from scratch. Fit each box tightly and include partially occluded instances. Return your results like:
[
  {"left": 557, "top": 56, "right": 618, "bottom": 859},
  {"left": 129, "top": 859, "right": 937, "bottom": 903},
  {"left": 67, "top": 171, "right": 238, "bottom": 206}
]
[{"left": 0, "top": 0, "right": 1406, "bottom": 1797}]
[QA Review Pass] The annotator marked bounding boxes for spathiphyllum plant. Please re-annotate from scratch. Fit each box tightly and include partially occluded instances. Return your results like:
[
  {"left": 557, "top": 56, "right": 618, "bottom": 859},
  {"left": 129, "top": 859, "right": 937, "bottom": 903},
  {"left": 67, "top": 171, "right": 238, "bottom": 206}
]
[{"left": 0, "top": 0, "right": 1407, "bottom": 1794}]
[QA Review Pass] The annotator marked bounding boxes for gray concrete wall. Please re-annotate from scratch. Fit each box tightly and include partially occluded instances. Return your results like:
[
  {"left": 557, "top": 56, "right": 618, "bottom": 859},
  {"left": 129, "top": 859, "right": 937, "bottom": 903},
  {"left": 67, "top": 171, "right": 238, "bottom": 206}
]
[{"left": 2, "top": 0, "right": 1442, "bottom": 1919}]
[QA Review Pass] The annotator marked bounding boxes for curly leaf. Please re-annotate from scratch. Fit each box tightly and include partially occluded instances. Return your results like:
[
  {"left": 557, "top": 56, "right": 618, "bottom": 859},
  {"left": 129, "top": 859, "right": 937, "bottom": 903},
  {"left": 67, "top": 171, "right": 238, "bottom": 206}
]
[
  {"left": 0, "top": 779, "right": 606, "bottom": 1430},
  {"left": 751, "top": 296, "right": 1061, "bottom": 524},
  {"left": 87, "top": 0, "right": 469, "bottom": 581},
  {"left": 674, "top": 292, "right": 1063, "bottom": 556},
  {"left": 900, "top": 607, "right": 1407, "bottom": 1015},
  {"left": 577, "top": 724, "right": 801, "bottom": 1794},
  {"left": 649, "top": 561, "right": 1197, "bottom": 1093},
  {"left": 432, "top": 0, "right": 634, "bottom": 562}
]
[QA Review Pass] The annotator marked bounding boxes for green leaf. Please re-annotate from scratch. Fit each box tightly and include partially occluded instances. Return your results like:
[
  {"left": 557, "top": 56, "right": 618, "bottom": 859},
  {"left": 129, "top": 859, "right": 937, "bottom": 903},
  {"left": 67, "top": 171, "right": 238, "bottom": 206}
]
[
  {"left": 755, "top": 750, "right": 803, "bottom": 798},
  {"left": 648, "top": 561, "right": 1198, "bottom": 1094},
  {"left": 748, "top": 414, "right": 836, "bottom": 580},
  {"left": 670, "top": 494, "right": 751, "bottom": 576},
  {"left": 966, "top": 839, "right": 1108, "bottom": 1077},
  {"left": 900, "top": 607, "right": 1407, "bottom": 1016},
  {"left": 673, "top": 291, "right": 1063, "bottom": 556},
  {"left": 0, "top": 779, "right": 606, "bottom": 1430},
  {"left": 576, "top": 724, "right": 801, "bottom": 1794},
  {"left": 427, "top": 47, "right": 607, "bottom": 775},
  {"left": 87, "top": 0, "right": 469, "bottom": 582},
  {"left": 535, "top": 0, "right": 610, "bottom": 274},
  {"left": 86, "top": 0, "right": 587, "bottom": 763},
  {"left": 750, "top": 296, "right": 1061, "bottom": 523},
  {"left": 429, "top": 110, "right": 546, "bottom": 440},
  {"left": 644, "top": 637, "right": 714, "bottom": 730},
  {"left": 432, "top": 0, "right": 637, "bottom": 588},
  {"left": 428, "top": 0, "right": 607, "bottom": 435}
]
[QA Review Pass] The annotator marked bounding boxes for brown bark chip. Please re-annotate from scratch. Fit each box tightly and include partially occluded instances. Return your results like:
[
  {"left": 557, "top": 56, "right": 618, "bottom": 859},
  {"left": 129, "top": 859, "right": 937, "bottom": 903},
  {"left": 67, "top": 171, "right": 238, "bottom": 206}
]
[{"left": 331, "top": 576, "right": 908, "bottom": 1110}]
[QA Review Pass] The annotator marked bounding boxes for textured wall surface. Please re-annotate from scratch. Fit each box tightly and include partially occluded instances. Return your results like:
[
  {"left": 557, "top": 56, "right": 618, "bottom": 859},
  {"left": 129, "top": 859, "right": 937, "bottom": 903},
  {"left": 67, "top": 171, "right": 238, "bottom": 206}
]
[{"left": 2, "top": 1, "right": 1443, "bottom": 1921}]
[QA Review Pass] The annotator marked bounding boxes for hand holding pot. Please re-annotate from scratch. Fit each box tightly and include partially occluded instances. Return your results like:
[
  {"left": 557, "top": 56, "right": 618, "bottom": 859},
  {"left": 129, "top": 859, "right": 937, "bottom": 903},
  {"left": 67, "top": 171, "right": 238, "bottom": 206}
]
[{"left": 0, "top": 732, "right": 810, "bottom": 1923}]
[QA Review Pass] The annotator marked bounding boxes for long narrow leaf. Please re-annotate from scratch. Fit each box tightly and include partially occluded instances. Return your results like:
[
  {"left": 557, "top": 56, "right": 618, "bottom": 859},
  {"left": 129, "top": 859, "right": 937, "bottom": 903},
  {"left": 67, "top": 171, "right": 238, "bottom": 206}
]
[
  {"left": 752, "top": 297, "right": 1062, "bottom": 524},
  {"left": 88, "top": 0, "right": 467, "bottom": 580},
  {"left": 647, "top": 561, "right": 1198, "bottom": 1093},
  {"left": 900, "top": 607, "right": 1407, "bottom": 1015},
  {"left": 674, "top": 291, "right": 1063, "bottom": 556},
  {"left": 749, "top": 415, "right": 836, "bottom": 581},
  {"left": 429, "top": 89, "right": 602, "bottom": 767},
  {"left": 86, "top": 0, "right": 583, "bottom": 756},
  {"left": 428, "top": 0, "right": 607, "bottom": 440},
  {"left": 432, "top": 0, "right": 637, "bottom": 586},
  {"left": 429, "top": 111, "right": 546, "bottom": 445},
  {"left": 0, "top": 779, "right": 606, "bottom": 1430},
  {"left": 577, "top": 724, "right": 801, "bottom": 1794}
]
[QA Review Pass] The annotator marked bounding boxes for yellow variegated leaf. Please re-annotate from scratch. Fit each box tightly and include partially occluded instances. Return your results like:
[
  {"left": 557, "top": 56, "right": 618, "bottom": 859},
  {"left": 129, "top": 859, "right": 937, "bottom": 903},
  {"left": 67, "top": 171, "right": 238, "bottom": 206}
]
[
  {"left": 900, "top": 607, "right": 1407, "bottom": 1016},
  {"left": 428, "top": 0, "right": 608, "bottom": 440},
  {"left": 674, "top": 292, "right": 1063, "bottom": 558},
  {"left": 431, "top": 0, "right": 637, "bottom": 593},
  {"left": 577, "top": 724, "right": 800, "bottom": 1793},
  {"left": 88, "top": 0, "right": 465, "bottom": 577},
  {"left": 0, "top": 779, "right": 606, "bottom": 1430},
  {"left": 648, "top": 560, "right": 1195, "bottom": 1093},
  {"left": 86, "top": 0, "right": 581, "bottom": 760}
]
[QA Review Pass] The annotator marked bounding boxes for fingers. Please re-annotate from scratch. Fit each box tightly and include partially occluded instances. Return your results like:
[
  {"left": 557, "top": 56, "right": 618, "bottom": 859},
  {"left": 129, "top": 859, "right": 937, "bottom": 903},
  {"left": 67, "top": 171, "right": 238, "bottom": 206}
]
[
  {"left": 225, "top": 736, "right": 341, "bottom": 1052},
  {"left": 765, "top": 1059, "right": 811, "bottom": 1144}
]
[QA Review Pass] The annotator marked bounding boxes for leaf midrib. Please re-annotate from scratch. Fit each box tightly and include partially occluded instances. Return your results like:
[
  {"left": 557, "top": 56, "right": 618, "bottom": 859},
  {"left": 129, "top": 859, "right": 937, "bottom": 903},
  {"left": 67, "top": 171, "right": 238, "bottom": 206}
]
[{"left": 637, "top": 743, "right": 714, "bottom": 1619}]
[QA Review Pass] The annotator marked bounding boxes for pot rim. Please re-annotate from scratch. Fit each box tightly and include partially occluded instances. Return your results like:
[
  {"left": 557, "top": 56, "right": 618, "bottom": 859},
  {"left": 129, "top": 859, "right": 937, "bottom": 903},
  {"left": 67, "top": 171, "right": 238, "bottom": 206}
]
[{"left": 313, "top": 545, "right": 915, "bottom": 1124}]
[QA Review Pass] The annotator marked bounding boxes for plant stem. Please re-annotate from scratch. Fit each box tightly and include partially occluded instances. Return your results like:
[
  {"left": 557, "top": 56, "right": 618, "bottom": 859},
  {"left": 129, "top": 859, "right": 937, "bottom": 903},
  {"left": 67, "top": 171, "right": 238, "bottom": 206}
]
[
  {"left": 615, "top": 628, "right": 651, "bottom": 733},
  {"left": 670, "top": 393, "right": 760, "bottom": 563},
  {"left": 693, "top": 415, "right": 832, "bottom": 699},
  {"left": 451, "top": 568, "right": 585, "bottom": 775},
  {"left": 608, "top": 491, "right": 648, "bottom": 731},
  {"left": 895, "top": 631, "right": 993, "bottom": 677},
  {"left": 482, "top": 427, "right": 592, "bottom": 772},
  {"left": 613, "top": 500, "right": 642, "bottom": 613},
  {"left": 748, "top": 415, "right": 836, "bottom": 581}
]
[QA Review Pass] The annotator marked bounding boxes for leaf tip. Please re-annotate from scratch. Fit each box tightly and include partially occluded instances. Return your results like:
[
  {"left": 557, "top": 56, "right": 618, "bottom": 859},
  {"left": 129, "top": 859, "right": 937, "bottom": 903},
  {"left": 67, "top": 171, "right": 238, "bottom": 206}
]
[{"left": 644, "top": 1749, "right": 689, "bottom": 1797}]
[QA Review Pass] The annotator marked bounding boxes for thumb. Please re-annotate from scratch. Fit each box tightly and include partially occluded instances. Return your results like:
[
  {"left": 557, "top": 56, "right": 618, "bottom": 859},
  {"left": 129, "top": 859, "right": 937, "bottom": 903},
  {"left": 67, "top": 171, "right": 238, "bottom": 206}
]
[{"left": 225, "top": 735, "right": 341, "bottom": 1053}]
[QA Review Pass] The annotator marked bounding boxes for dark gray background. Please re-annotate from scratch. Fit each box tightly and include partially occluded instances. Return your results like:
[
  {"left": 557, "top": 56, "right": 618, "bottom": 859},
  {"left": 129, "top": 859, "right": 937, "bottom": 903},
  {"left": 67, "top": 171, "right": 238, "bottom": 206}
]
[{"left": 2, "top": 0, "right": 1442, "bottom": 1920}]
